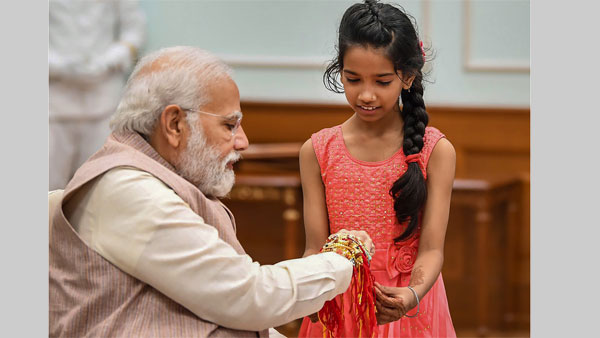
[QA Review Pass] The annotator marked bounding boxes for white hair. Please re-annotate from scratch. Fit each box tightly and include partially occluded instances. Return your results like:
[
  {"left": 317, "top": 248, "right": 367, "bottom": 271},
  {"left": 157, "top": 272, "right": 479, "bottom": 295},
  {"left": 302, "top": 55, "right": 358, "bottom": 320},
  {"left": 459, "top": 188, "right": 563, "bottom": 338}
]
[{"left": 109, "top": 46, "right": 233, "bottom": 136}]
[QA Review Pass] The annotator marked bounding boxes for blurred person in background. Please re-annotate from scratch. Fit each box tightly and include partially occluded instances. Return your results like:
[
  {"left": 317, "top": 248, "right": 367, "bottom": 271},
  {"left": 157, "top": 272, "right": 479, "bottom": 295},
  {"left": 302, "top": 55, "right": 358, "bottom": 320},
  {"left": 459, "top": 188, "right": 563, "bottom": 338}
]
[{"left": 49, "top": 0, "right": 146, "bottom": 190}]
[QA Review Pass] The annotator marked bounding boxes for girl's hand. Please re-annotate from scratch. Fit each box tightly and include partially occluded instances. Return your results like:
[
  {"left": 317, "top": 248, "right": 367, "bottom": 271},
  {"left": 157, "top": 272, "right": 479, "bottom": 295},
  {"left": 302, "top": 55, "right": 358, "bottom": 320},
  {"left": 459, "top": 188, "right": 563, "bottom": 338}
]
[{"left": 374, "top": 282, "right": 418, "bottom": 325}]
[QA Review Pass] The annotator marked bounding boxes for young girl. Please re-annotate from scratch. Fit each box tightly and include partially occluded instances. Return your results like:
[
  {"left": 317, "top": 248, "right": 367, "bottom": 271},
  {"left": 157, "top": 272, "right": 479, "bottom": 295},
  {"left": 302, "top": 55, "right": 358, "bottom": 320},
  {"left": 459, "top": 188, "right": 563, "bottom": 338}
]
[{"left": 297, "top": 0, "right": 456, "bottom": 337}]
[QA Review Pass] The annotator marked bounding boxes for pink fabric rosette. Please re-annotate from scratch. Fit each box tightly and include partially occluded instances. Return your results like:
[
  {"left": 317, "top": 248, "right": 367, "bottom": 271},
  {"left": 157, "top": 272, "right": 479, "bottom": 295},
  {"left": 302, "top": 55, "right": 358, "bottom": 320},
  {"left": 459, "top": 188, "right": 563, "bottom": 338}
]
[{"left": 386, "top": 237, "right": 420, "bottom": 279}]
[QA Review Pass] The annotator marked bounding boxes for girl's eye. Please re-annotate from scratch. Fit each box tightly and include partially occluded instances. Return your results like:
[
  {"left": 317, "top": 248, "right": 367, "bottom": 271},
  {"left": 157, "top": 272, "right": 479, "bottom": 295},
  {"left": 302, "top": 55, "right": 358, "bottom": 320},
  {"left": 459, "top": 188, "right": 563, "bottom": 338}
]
[
  {"left": 378, "top": 81, "right": 392, "bottom": 86},
  {"left": 345, "top": 78, "right": 360, "bottom": 83}
]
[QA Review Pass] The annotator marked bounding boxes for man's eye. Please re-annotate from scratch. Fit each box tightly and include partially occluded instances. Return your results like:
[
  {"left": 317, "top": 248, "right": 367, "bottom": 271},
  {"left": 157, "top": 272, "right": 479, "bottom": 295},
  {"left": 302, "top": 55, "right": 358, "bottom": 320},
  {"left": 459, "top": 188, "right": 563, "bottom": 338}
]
[{"left": 225, "top": 124, "right": 236, "bottom": 130}]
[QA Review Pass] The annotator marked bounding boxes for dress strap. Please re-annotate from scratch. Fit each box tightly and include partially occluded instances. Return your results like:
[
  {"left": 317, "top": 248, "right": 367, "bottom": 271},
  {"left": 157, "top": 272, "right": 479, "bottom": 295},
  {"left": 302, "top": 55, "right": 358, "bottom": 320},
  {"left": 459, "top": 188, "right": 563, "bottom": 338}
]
[
  {"left": 419, "top": 126, "right": 446, "bottom": 178},
  {"left": 310, "top": 125, "right": 341, "bottom": 175}
]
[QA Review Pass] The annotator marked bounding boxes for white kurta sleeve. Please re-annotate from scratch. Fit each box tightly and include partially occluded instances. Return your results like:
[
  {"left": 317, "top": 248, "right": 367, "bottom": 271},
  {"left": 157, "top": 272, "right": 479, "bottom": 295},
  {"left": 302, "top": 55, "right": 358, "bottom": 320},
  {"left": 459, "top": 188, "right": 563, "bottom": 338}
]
[{"left": 69, "top": 167, "right": 353, "bottom": 332}]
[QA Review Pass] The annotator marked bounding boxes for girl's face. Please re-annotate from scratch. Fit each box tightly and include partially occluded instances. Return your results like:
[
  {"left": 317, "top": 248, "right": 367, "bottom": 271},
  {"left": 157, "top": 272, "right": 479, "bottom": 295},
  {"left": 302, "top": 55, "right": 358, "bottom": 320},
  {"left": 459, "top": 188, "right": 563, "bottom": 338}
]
[{"left": 341, "top": 46, "right": 413, "bottom": 122}]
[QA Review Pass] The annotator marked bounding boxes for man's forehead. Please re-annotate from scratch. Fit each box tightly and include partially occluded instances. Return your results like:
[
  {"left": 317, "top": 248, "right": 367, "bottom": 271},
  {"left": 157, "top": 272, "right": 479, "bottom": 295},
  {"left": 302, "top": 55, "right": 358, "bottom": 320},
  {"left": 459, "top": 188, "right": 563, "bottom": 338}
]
[
  {"left": 207, "top": 75, "right": 237, "bottom": 92},
  {"left": 202, "top": 76, "right": 241, "bottom": 114}
]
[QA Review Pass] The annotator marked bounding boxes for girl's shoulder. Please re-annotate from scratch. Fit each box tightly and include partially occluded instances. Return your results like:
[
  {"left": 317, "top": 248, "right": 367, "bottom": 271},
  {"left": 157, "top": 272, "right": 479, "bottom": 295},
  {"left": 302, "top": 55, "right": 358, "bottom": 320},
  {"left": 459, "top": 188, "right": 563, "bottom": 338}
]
[
  {"left": 423, "top": 125, "right": 446, "bottom": 149},
  {"left": 310, "top": 124, "right": 342, "bottom": 148},
  {"left": 424, "top": 125, "right": 445, "bottom": 140},
  {"left": 310, "top": 124, "right": 344, "bottom": 167},
  {"left": 421, "top": 126, "right": 447, "bottom": 167},
  {"left": 311, "top": 124, "right": 341, "bottom": 139}
]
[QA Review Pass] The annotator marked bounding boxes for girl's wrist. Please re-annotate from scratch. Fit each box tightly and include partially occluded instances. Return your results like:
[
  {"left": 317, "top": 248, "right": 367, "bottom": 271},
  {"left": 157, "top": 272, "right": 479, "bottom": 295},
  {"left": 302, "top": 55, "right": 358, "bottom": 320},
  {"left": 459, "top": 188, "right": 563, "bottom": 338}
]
[
  {"left": 407, "top": 285, "right": 421, "bottom": 307},
  {"left": 404, "top": 286, "right": 421, "bottom": 317}
]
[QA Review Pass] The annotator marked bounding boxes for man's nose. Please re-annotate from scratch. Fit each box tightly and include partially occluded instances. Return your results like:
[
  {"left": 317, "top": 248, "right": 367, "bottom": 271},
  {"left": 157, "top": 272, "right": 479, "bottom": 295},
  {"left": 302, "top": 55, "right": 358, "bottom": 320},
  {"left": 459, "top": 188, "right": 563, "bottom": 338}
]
[{"left": 233, "top": 126, "right": 249, "bottom": 151}]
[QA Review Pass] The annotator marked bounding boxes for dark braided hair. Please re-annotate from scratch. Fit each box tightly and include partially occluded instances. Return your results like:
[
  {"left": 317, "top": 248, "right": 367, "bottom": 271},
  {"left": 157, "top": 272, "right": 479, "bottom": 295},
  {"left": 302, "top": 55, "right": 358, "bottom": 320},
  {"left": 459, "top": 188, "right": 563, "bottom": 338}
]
[{"left": 324, "top": 0, "right": 430, "bottom": 242}]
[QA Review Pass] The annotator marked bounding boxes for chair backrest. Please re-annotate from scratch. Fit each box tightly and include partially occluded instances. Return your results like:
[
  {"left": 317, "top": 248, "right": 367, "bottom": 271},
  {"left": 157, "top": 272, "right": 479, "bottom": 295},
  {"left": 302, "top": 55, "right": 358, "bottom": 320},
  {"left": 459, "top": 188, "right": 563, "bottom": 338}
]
[{"left": 49, "top": 190, "right": 64, "bottom": 241}]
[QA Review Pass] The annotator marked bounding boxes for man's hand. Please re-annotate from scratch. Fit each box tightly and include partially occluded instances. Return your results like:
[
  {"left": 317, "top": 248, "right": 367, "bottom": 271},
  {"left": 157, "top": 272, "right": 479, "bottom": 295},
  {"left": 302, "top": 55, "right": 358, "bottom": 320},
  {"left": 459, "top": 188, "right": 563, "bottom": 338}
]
[
  {"left": 334, "top": 229, "right": 375, "bottom": 256},
  {"left": 374, "top": 282, "right": 418, "bottom": 325}
]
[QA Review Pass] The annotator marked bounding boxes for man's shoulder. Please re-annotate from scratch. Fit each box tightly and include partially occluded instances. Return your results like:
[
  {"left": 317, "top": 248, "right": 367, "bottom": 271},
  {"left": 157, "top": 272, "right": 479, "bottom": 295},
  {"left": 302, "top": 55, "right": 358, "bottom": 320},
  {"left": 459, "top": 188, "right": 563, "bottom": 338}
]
[
  {"left": 102, "top": 165, "right": 156, "bottom": 180},
  {"left": 96, "top": 166, "right": 173, "bottom": 199}
]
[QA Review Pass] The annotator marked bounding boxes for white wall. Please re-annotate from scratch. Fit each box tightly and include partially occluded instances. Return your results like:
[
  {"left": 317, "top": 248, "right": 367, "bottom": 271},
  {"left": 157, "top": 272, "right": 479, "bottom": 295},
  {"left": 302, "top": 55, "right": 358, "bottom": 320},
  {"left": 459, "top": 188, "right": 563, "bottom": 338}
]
[{"left": 139, "top": 0, "right": 529, "bottom": 108}]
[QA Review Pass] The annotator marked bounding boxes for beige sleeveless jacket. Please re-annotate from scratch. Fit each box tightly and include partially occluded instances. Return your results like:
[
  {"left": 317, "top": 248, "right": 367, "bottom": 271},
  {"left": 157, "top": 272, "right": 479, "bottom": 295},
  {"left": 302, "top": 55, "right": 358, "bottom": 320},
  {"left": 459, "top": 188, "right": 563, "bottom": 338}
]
[{"left": 49, "top": 132, "right": 268, "bottom": 337}]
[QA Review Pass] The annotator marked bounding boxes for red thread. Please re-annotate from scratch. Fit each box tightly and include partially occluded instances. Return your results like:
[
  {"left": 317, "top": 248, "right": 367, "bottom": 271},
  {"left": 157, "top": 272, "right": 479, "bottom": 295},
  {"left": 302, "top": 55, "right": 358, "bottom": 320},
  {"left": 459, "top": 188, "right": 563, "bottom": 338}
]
[{"left": 318, "top": 250, "right": 378, "bottom": 338}]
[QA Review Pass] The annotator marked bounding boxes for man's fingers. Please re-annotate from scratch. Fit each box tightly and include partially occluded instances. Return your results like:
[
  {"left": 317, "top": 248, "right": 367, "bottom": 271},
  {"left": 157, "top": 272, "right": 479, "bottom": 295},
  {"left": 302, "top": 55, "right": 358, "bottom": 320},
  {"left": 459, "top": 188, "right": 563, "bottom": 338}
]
[{"left": 364, "top": 238, "right": 374, "bottom": 254}]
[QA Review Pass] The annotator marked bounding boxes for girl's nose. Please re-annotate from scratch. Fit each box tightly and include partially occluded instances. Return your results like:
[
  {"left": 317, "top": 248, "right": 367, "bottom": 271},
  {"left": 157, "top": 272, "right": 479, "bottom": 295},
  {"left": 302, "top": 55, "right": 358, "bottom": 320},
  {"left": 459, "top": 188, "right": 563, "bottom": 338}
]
[{"left": 358, "top": 88, "right": 376, "bottom": 103}]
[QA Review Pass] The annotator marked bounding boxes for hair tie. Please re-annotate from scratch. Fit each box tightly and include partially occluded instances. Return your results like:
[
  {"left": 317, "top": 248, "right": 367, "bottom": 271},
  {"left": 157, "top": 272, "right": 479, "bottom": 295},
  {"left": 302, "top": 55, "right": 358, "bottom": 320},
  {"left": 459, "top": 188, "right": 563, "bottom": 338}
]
[
  {"left": 405, "top": 153, "right": 427, "bottom": 179},
  {"left": 405, "top": 153, "right": 421, "bottom": 164},
  {"left": 419, "top": 41, "right": 426, "bottom": 62}
]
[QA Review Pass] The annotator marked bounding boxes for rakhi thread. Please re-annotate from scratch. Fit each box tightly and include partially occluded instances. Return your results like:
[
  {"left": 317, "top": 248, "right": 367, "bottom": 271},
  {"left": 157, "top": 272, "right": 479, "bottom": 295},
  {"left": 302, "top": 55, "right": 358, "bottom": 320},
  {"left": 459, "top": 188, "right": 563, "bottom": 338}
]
[{"left": 318, "top": 233, "right": 378, "bottom": 338}]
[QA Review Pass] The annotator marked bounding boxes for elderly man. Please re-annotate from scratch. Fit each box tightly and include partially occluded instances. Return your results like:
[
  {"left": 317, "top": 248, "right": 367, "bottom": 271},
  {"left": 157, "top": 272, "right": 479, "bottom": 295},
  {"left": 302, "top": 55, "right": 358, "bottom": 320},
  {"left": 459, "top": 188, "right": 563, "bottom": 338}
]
[{"left": 49, "top": 46, "right": 374, "bottom": 337}]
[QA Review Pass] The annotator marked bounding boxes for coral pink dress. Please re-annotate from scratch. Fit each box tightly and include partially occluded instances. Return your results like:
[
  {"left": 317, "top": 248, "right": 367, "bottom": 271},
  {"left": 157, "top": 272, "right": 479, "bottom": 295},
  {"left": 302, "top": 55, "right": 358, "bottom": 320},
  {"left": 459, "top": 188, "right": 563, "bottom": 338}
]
[{"left": 298, "top": 125, "right": 456, "bottom": 338}]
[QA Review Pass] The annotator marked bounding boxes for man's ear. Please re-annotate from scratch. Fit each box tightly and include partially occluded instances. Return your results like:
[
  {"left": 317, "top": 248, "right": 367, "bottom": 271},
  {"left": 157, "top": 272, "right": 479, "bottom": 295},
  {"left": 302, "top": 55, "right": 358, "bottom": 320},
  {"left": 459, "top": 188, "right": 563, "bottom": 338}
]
[{"left": 158, "top": 105, "right": 186, "bottom": 148}]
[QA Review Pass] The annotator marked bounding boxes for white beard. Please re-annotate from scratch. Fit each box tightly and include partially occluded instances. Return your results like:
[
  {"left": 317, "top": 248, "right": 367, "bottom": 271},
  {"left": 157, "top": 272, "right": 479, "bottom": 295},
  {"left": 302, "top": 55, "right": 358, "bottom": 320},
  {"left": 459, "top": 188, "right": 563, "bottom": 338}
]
[{"left": 175, "top": 124, "right": 240, "bottom": 198}]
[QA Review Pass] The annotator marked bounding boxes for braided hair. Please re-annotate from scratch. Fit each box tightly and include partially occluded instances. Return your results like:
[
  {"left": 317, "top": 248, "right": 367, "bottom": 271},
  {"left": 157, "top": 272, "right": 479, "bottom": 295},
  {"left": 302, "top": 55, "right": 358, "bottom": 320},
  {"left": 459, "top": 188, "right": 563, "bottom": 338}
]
[{"left": 324, "top": 0, "right": 429, "bottom": 242}]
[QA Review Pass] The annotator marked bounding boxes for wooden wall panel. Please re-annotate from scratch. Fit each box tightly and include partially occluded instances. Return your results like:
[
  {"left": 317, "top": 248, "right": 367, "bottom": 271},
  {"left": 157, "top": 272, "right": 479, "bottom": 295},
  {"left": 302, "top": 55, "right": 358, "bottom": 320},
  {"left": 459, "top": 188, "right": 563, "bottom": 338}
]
[
  {"left": 426, "top": 106, "right": 530, "bottom": 178},
  {"left": 240, "top": 102, "right": 352, "bottom": 143},
  {"left": 464, "top": 150, "right": 530, "bottom": 178},
  {"left": 516, "top": 174, "right": 530, "bottom": 330},
  {"left": 240, "top": 101, "right": 530, "bottom": 177}
]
